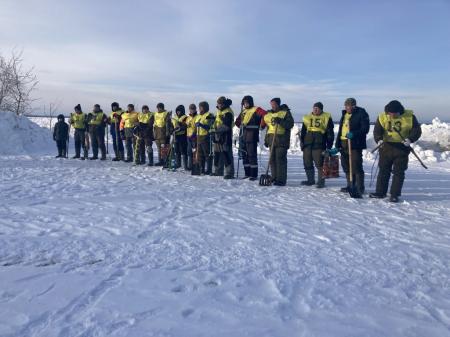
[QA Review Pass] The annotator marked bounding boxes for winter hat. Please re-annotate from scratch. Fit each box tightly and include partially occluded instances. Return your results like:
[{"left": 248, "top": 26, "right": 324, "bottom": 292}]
[
  {"left": 176, "top": 105, "right": 186, "bottom": 115},
  {"left": 385, "top": 100, "right": 405, "bottom": 114},
  {"left": 156, "top": 103, "right": 165, "bottom": 110},
  {"left": 111, "top": 102, "right": 119, "bottom": 108},
  {"left": 57, "top": 114, "right": 65, "bottom": 120},
  {"left": 189, "top": 103, "right": 197, "bottom": 110},
  {"left": 142, "top": 105, "right": 149, "bottom": 110},
  {"left": 271, "top": 97, "right": 281, "bottom": 106},
  {"left": 128, "top": 103, "right": 135, "bottom": 109},
  {"left": 74, "top": 104, "right": 82, "bottom": 112},
  {"left": 199, "top": 101, "right": 209, "bottom": 112},
  {"left": 344, "top": 98, "right": 357, "bottom": 106},
  {"left": 313, "top": 102, "right": 324, "bottom": 110},
  {"left": 242, "top": 95, "right": 254, "bottom": 107}
]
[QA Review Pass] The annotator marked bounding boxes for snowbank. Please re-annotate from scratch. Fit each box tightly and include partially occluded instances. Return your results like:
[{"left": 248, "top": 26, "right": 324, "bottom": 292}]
[{"left": 0, "top": 111, "right": 54, "bottom": 155}]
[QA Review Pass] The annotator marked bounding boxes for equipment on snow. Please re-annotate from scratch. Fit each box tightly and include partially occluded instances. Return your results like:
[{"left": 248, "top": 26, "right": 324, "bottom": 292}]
[
  {"left": 393, "top": 128, "right": 428, "bottom": 170},
  {"left": 347, "top": 138, "right": 362, "bottom": 198},
  {"left": 259, "top": 123, "right": 278, "bottom": 186}
]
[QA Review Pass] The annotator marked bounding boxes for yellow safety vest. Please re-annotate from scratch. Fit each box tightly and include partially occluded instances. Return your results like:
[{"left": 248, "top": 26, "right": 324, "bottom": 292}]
[
  {"left": 70, "top": 112, "right": 85, "bottom": 129},
  {"left": 264, "top": 110, "right": 288, "bottom": 135},
  {"left": 186, "top": 114, "right": 197, "bottom": 137},
  {"left": 303, "top": 112, "right": 331, "bottom": 134},
  {"left": 138, "top": 111, "right": 153, "bottom": 125},
  {"left": 242, "top": 107, "right": 258, "bottom": 127},
  {"left": 196, "top": 112, "right": 211, "bottom": 136},
  {"left": 213, "top": 108, "right": 234, "bottom": 130},
  {"left": 154, "top": 111, "right": 169, "bottom": 128},
  {"left": 340, "top": 112, "right": 352, "bottom": 140},
  {"left": 379, "top": 110, "right": 414, "bottom": 143},
  {"left": 89, "top": 111, "right": 105, "bottom": 125},
  {"left": 172, "top": 115, "right": 188, "bottom": 135},
  {"left": 109, "top": 109, "right": 123, "bottom": 124},
  {"left": 122, "top": 111, "right": 139, "bottom": 128}
]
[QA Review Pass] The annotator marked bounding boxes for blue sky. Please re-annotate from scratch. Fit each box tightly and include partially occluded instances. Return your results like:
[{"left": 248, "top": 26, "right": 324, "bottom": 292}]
[{"left": 1, "top": 0, "right": 449, "bottom": 121}]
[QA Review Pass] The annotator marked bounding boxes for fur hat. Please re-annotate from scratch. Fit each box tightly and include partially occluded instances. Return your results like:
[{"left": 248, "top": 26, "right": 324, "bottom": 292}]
[{"left": 385, "top": 100, "right": 405, "bottom": 114}]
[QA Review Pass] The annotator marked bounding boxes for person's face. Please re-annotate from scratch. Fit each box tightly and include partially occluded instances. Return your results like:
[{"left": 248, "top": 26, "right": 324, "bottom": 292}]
[
  {"left": 313, "top": 107, "right": 322, "bottom": 115},
  {"left": 345, "top": 104, "right": 353, "bottom": 114},
  {"left": 157, "top": 107, "right": 164, "bottom": 113},
  {"left": 189, "top": 107, "right": 197, "bottom": 115},
  {"left": 142, "top": 107, "right": 149, "bottom": 113},
  {"left": 93, "top": 105, "right": 100, "bottom": 113},
  {"left": 243, "top": 101, "right": 251, "bottom": 109},
  {"left": 270, "top": 101, "right": 279, "bottom": 111},
  {"left": 217, "top": 102, "right": 225, "bottom": 110},
  {"left": 75, "top": 109, "right": 81, "bottom": 114},
  {"left": 388, "top": 112, "right": 400, "bottom": 118},
  {"left": 199, "top": 106, "right": 205, "bottom": 114},
  {"left": 112, "top": 106, "right": 118, "bottom": 112},
  {"left": 127, "top": 106, "right": 133, "bottom": 112}
]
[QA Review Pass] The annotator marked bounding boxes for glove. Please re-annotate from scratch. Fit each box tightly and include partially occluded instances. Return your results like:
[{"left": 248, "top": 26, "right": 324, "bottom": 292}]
[
  {"left": 403, "top": 138, "right": 411, "bottom": 147},
  {"left": 272, "top": 117, "right": 282, "bottom": 125},
  {"left": 346, "top": 132, "right": 353, "bottom": 139},
  {"left": 377, "top": 140, "right": 383, "bottom": 146},
  {"left": 328, "top": 148, "right": 339, "bottom": 156}
]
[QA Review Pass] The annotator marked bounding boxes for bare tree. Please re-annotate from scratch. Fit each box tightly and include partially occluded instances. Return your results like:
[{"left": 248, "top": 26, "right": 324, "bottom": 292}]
[{"left": 0, "top": 50, "right": 39, "bottom": 115}]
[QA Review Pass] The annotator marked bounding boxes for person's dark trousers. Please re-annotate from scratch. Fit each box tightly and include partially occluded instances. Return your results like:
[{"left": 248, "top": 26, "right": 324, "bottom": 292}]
[
  {"left": 243, "top": 141, "right": 258, "bottom": 178},
  {"left": 303, "top": 147, "right": 325, "bottom": 183},
  {"left": 96, "top": 126, "right": 106, "bottom": 159},
  {"left": 198, "top": 141, "right": 209, "bottom": 174},
  {"left": 56, "top": 140, "right": 66, "bottom": 157},
  {"left": 376, "top": 143, "right": 409, "bottom": 198},
  {"left": 124, "top": 128, "right": 135, "bottom": 162},
  {"left": 175, "top": 135, "right": 188, "bottom": 168},
  {"left": 186, "top": 137, "right": 195, "bottom": 170},
  {"left": 73, "top": 129, "right": 85, "bottom": 158},
  {"left": 89, "top": 126, "right": 99, "bottom": 158},
  {"left": 340, "top": 140, "right": 365, "bottom": 193},
  {"left": 110, "top": 124, "right": 124, "bottom": 158},
  {"left": 270, "top": 146, "right": 288, "bottom": 185}
]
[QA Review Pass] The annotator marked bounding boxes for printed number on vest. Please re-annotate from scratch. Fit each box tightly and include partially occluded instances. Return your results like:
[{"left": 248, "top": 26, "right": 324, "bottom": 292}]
[
  {"left": 387, "top": 120, "right": 402, "bottom": 132},
  {"left": 310, "top": 119, "right": 321, "bottom": 128}
]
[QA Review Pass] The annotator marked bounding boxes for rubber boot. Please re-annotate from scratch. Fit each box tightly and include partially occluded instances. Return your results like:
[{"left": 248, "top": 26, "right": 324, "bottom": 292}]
[
  {"left": 182, "top": 155, "right": 188, "bottom": 170},
  {"left": 147, "top": 148, "right": 154, "bottom": 166},
  {"left": 316, "top": 167, "right": 325, "bottom": 188},
  {"left": 176, "top": 153, "right": 182, "bottom": 169},
  {"left": 187, "top": 156, "right": 192, "bottom": 170},
  {"left": 243, "top": 166, "right": 251, "bottom": 179},
  {"left": 249, "top": 167, "right": 258, "bottom": 181},
  {"left": 301, "top": 169, "right": 315, "bottom": 186},
  {"left": 355, "top": 173, "right": 365, "bottom": 195},
  {"left": 224, "top": 165, "right": 235, "bottom": 179},
  {"left": 340, "top": 173, "right": 351, "bottom": 192}
]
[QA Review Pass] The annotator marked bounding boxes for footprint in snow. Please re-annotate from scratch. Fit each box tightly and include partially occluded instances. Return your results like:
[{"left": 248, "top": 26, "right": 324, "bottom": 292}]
[
  {"left": 171, "top": 285, "right": 187, "bottom": 293},
  {"left": 182, "top": 308, "right": 195, "bottom": 318}
]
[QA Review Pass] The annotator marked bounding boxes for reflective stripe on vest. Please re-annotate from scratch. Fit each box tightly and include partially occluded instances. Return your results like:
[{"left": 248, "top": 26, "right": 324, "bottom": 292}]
[
  {"left": 379, "top": 110, "right": 414, "bottom": 143},
  {"left": 89, "top": 112, "right": 105, "bottom": 125},
  {"left": 340, "top": 112, "right": 352, "bottom": 140},
  {"left": 138, "top": 111, "right": 153, "bottom": 124},
  {"left": 196, "top": 112, "right": 211, "bottom": 136},
  {"left": 122, "top": 111, "right": 139, "bottom": 128},
  {"left": 242, "top": 106, "right": 258, "bottom": 127},
  {"left": 264, "top": 110, "right": 287, "bottom": 135},
  {"left": 303, "top": 112, "right": 331, "bottom": 134},
  {"left": 186, "top": 114, "right": 197, "bottom": 137},
  {"left": 154, "top": 111, "right": 169, "bottom": 128},
  {"left": 70, "top": 112, "right": 85, "bottom": 129}
]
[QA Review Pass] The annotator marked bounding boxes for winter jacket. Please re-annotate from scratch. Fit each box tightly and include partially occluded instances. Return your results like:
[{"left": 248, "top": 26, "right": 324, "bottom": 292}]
[
  {"left": 335, "top": 106, "right": 370, "bottom": 150},
  {"left": 300, "top": 112, "right": 335, "bottom": 150},
  {"left": 212, "top": 108, "right": 234, "bottom": 146},
  {"left": 53, "top": 121, "right": 69, "bottom": 141}
]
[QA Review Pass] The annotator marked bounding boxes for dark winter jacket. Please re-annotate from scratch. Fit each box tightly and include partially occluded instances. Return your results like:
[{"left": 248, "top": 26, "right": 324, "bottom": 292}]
[
  {"left": 335, "top": 107, "right": 370, "bottom": 150},
  {"left": 53, "top": 121, "right": 69, "bottom": 141},
  {"left": 213, "top": 108, "right": 234, "bottom": 146},
  {"left": 262, "top": 104, "right": 295, "bottom": 149},
  {"left": 300, "top": 117, "right": 334, "bottom": 150}
]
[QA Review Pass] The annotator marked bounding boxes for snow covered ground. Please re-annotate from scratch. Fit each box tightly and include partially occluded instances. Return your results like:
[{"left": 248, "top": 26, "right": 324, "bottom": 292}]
[{"left": 1, "top": 114, "right": 450, "bottom": 336}]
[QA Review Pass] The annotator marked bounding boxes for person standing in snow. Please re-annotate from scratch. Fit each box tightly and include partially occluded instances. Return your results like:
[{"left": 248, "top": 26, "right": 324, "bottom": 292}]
[
  {"left": 135, "top": 105, "right": 154, "bottom": 166},
  {"left": 87, "top": 104, "right": 108, "bottom": 160},
  {"left": 261, "top": 98, "right": 295, "bottom": 186},
  {"left": 120, "top": 104, "right": 139, "bottom": 163},
  {"left": 185, "top": 104, "right": 198, "bottom": 170},
  {"left": 300, "top": 102, "right": 335, "bottom": 188},
  {"left": 369, "top": 100, "right": 422, "bottom": 202},
  {"left": 335, "top": 98, "right": 370, "bottom": 195},
  {"left": 235, "top": 95, "right": 267, "bottom": 180},
  {"left": 172, "top": 105, "right": 189, "bottom": 169},
  {"left": 211, "top": 96, "right": 235, "bottom": 179},
  {"left": 108, "top": 102, "right": 125, "bottom": 161},
  {"left": 153, "top": 103, "right": 172, "bottom": 166},
  {"left": 53, "top": 114, "right": 69, "bottom": 158},
  {"left": 195, "top": 101, "right": 215, "bottom": 175},
  {"left": 69, "top": 104, "right": 88, "bottom": 160}
]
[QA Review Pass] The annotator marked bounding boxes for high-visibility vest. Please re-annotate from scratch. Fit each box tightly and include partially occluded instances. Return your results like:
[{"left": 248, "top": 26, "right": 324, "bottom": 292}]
[
  {"left": 186, "top": 114, "right": 197, "bottom": 137},
  {"left": 89, "top": 111, "right": 105, "bottom": 125},
  {"left": 70, "top": 112, "right": 85, "bottom": 129},
  {"left": 196, "top": 112, "right": 211, "bottom": 136},
  {"left": 303, "top": 112, "right": 331, "bottom": 134},
  {"left": 138, "top": 111, "right": 153, "bottom": 125},
  {"left": 264, "top": 110, "right": 288, "bottom": 135},
  {"left": 379, "top": 110, "right": 414, "bottom": 143},
  {"left": 154, "top": 111, "right": 169, "bottom": 128},
  {"left": 241, "top": 107, "right": 259, "bottom": 129},
  {"left": 213, "top": 108, "right": 233, "bottom": 130},
  {"left": 121, "top": 111, "right": 139, "bottom": 128},
  {"left": 109, "top": 109, "right": 123, "bottom": 124},
  {"left": 172, "top": 115, "right": 188, "bottom": 135},
  {"left": 340, "top": 112, "right": 352, "bottom": 140}
]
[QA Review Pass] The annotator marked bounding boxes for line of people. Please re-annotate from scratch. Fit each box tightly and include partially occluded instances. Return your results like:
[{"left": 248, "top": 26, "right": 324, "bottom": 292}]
[{"left": 52, "top": 96, "right": 422, "bottom": 202}]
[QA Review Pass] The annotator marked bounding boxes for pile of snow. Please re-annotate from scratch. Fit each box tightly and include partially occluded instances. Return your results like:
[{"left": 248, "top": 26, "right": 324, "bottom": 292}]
[{"left": 0, "top": 111, "right": 54, "bottom": 156}]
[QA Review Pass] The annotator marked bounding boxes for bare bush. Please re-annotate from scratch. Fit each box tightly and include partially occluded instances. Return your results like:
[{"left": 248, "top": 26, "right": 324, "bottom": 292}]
[{"left": 0, "top": 50, "right": 38, "bottom": 115}]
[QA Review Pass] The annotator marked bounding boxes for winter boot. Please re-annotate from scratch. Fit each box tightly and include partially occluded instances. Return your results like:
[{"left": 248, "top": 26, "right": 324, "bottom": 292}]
[
  {"left": 316, "top": 168, "right": 325, "bottom": 188},
  {"left": 301, "top": 169, "right": 315, "bottom": 186},
  {"left": 243, "top": 166, "right": 251, "bottom": 179},
  {"left": 147, "top": 148, "right": 154, "bottom": 166},
  {"left": 182, "top": 155, "right": 188, "bottom": 170},
  {"left": 340, "top": 174, "right": 351, "bottom": 192},
  {"left": 249, "top": 167, "right": 258, "bottom": 181},
  {"left": 369, "top": 192, "right": 386, "bottom": 199},
  {"left": 355, "top": 173, "right": 365, "bottom": 195},
  {"left": 224, "top": 165, "right": 235, "bottom": 179}
]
